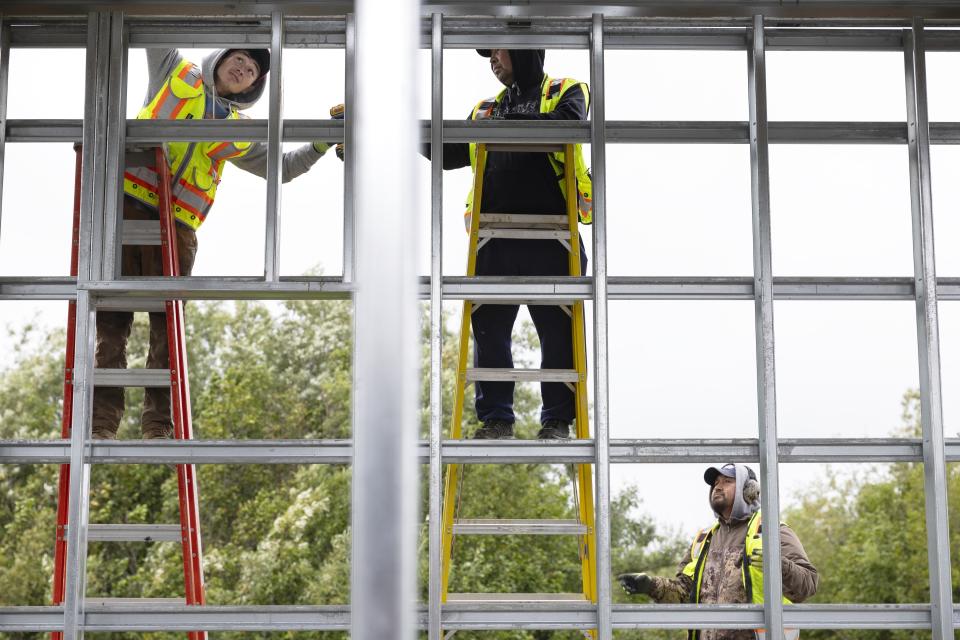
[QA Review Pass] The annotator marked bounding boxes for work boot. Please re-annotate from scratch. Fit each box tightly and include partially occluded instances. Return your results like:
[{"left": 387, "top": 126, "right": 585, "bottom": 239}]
[
  {"left": 142, "top": 424, "right": 174, "bottom": 440},
  {"left": 472, "top": 420, "right": 514, "bottom": 440},
  {"left": 91, "top": 425, "right": 118, "bottom": 440},
  {"left": 537, "top": 419, "right": 570, "bottom": 440}
]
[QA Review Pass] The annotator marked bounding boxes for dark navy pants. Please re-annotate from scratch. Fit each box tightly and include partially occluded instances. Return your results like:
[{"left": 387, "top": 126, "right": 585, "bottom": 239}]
[{"left": 472, "top": 237, "right": 587, "bottom": 425}]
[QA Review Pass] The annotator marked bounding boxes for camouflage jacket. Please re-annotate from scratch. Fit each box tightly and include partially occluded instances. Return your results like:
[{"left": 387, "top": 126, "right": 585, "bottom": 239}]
[{"left": 651, "top": 517, "right": 819, "bottom": 640}]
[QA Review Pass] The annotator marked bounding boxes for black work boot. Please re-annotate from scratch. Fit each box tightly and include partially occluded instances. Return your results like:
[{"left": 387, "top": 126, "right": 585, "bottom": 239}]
[
  {"left": 537, "top": 419, "right": 571, "bottom": 440},
  {"left": 472, "top": 420, "right": 515, "bottom": 440}
]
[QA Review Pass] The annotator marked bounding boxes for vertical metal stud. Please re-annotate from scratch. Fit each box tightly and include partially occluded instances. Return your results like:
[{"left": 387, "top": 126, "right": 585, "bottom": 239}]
[
  {"left": 903, "top": 18, "right": 955, "bottom": 640},
  {"left": 264, "top": 10, "right": 284, "bottom": 282},
  {"left": 100, "top": 11, "right": 126, "bottom": 280},
  {"left": 747, "top": 15, "right": 786, "bottom": 639},
  {"left": 63, "top": 13, "right": 112, "bottom": 638},
  {"left": 343, "top": 14, "right": 356, "bottom": 284},
  {"left": 0, "top": 19, "right": 10, "bottom": 237},
  {"left": 427, "top": 12, "right": 444, "bottom": 640},
  {"left": 351, "top": 0, "right": 419, "bottom": 640},
  {"left": 589, "top": 12, "right": 612, "bottom": 640}
]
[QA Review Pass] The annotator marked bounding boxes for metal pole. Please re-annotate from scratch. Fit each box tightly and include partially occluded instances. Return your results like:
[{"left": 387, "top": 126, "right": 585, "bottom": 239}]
[
  {"left": 63, "top": 12, "right": 112, "bottom": 639},
  {"left": 264, "top": 10, "right": 284, "bottom": 282},
  {"left": 589, "top": 12, "right": 612, "bottom": 640},
  {"left": 101, "top": 10, "right": 126, "bottom": 280},
  {"left": 342, "top": 13, "right": 356, "bottom": 284},
  {"left": 903, "top": 19, "right": 955, "bottom": 640},
  {"left": 427, "top": 12, "right": 444, "bottom": 640},
  {"left": 350, "top": 1, "right": 419, "bottom": 640},
  {"left": 747, "top": 15, "right": 785, "bottom": 640},
  {"left": 0, "top": 19, "right": 10, "bottom": 238}
]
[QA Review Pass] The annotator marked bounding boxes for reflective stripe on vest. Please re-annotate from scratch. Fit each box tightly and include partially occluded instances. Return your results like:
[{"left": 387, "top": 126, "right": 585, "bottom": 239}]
[
  {"left": 463, "top": 75, "right": 593, "bottom": 231},
  {"left": 122, "top": 58, "right": 254, "bottom": 230},
  {"left": 681, "top": 511, "right": 794, "bottom": 640}
]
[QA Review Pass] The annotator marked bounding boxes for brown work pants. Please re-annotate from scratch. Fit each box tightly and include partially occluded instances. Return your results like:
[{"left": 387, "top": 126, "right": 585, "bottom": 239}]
[{"left": 91, "top": 197, "right": 198, "bottom": 438}]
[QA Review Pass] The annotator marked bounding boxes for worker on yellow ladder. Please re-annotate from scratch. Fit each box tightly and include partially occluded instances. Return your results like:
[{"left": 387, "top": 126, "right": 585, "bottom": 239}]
[
  {"left": 426, "top": 48, "right": 592, "bottom": 440},
  {"left": 92, "top": 47, "right": 342, "bottom": 440}
]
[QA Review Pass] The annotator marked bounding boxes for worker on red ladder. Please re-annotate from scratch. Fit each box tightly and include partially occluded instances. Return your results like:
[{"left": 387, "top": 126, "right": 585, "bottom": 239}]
[{"left": 92, "top": 47, "right": 341, "bottom": 440}]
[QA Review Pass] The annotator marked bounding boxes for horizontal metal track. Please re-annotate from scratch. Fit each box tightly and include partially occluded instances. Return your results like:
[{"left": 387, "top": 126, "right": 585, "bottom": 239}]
[
  {"left": 13, "top": 119, "right": 960, "bottom": 145},
  {"left": 83, "top": 524, "right": 182, "bottom": 542},
  {"left": 452, "top": 518, "right": 587, "bottom": 535},
  {"left": 95, "top": 298, "right": 167, "bottom": 313},
  {"left": 7, "top": 276, "right": 959, "bottom": 302},
  {"left": 94, "top": 368, "right": 170, "bottom": 387},
  {"left": 2, "top": 438, "right": 958, "bottom": 464},
  {"left": 0, "top": 603, "right": 953, "bottom": 632}
]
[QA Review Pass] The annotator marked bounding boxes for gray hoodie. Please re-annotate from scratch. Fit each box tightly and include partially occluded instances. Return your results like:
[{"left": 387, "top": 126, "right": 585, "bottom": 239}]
[{"left": 137, "top": 48, "right": 325, "bottom": 184}]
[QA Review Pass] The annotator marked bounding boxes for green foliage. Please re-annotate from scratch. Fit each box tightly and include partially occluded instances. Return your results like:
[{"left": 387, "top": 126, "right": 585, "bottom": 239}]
[{"left": 0, "top": 301, "right": 681, "bottom": 640}]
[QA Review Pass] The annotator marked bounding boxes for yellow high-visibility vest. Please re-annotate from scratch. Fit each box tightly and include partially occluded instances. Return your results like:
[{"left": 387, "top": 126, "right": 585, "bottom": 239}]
[
  {"left": 123, "top": 58, "right": 254, "bottom": 230},
  {"left": 464, "top": 75, "right": 593, "bottom": 230}
]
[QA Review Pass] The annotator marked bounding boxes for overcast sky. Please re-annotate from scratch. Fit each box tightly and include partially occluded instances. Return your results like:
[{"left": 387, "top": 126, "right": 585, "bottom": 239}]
[{"left": 1, "top": 45, "right": 959, "bottom": 558}]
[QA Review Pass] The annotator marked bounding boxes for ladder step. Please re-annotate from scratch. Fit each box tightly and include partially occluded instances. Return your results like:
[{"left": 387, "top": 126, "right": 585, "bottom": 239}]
[
  {"left": 97, "top": 298, "right": 169, "bottom": 313},
  {"left": 84, "top": 597, "right": 185, "bottom": 607},
  {"left": 485, "top": 143, "right": 565, "bottom": 154},
  {"left": 84, "top": 524, "right": 182, "bottom": 542},
  {"left": 478, "top": 229, "right": 571, "bottom": 240},
  {"left": 445, "top": 593, "right": 588, "bottom": 603},
  {"left": 452, "top": 518, "right": 587, "bottom": 535},
  {"left": 94, "top": 368, "right": 171, "bottom": 387},
  {"left": 465, "top": 368, "right": 579, "bottom": 383},
  {"left": 479, "top": 213, "right": 568, "bottom": 226},
  {"left": 122, "top": 219, "right": 162, "bottom": 246}
]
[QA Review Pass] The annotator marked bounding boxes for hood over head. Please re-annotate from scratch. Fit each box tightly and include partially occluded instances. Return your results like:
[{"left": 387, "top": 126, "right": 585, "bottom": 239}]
[
  {"left": 704, "top": 463, "right": 760, "bottom": 522},
  {"left": 476, "top": 48, "right": 545, "bottom": 90},
  {"left": 201, "top": 48, "right": 270, "bottom": 110}
]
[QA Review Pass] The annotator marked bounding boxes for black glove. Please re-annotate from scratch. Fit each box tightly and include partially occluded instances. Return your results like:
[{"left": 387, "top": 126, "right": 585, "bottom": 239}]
[{"left": 617, "top": 573, "right": 655, "bottom": 596}]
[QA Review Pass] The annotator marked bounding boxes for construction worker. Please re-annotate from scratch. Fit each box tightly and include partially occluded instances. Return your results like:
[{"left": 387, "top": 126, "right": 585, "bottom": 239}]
[
  {"left": 426, "top": 48, "right": 592, "bottom": 440},
  {"left": 92, "top": 48, "right": 340, "bottom": 440},
  {"left": 618, "top": 464, "right": 819, "bottom": 640}
]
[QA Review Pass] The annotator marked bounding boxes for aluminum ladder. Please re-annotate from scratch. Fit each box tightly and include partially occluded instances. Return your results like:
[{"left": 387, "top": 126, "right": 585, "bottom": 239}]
[
  {"left": 52, "top": 147, "right": 206, "bottom": 640},
  {"left": 440, "top": 143, "right": 597, "bottom": 634}
]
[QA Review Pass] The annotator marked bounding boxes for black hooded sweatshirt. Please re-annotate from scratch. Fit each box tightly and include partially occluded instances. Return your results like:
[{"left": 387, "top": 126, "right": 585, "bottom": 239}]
[{"left": 430, "top": 50, "right": 588, "bottom": 218}]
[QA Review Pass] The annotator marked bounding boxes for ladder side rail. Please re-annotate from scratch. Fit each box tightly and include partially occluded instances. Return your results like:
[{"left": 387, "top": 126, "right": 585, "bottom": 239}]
[{"left": 154, "top": 148, "right": 207, "bottom": 627}]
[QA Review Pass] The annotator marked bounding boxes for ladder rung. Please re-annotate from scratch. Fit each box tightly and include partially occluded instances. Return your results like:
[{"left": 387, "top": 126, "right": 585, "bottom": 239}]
[
  {"left": 84, "top": 524, "right": 182, "bottom": 542},
  {"left": 479, "top": 213, "right": 568, "bottom": 226},
  {"left": 478, "top": 229, "right": 571, "bottom": 240},
  {"left": 122, "top": 220, "right": 162, "bottom": 246},
  {"left": 445, "top": 593, "right": 588, "bottom": 603},
  {"left": 96, "top": 299, "right": 168, "bottom": 313},
  {"left": 452, "top": 518, "right": 587, "bottom": 535},
  {"left": 485, "top": 143, "right": 565, "bottom": 154},
  {"left": 94, "top": 368, "right": 171, "bottom": 387},
  {"left": 465, "top": 368, "right": 579, "bottom": 383},
  {"left": 84, "top": 597, "right": 185, "bottom": 607},
  {"left": 468, "top": 299, "right": 575, "bottom": 306}
]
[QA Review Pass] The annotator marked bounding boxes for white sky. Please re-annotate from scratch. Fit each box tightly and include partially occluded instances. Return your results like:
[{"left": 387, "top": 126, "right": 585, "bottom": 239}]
[{"left": 1, "top": 45, "right": 959, "bottom": 545}]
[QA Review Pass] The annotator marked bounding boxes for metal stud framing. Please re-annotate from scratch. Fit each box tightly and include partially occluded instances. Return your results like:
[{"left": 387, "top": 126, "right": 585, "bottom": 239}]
[{"left": 0, "top": 5, "right": 958, "bottom": 640}]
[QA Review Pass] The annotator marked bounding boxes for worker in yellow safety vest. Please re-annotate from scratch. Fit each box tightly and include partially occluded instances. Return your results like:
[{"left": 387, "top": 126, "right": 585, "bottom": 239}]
[
  {"left": 425, "top": 48, "right": 592, "bottom": 441},
  {"left": 618, "top": 464, "right": 820, "bottom": 640},
  {"left": 92, "top": 47, "right": 340, "bottom": 440}
]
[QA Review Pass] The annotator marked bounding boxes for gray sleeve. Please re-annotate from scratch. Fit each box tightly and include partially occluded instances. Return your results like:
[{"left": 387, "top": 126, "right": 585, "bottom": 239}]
[
  {"left": 779, "top": 524, "right": 819, "bottom": 603},
  {"left": 143, "top": 48, "right": 183, "bottom": 107},
  {"left": 228, "top": 142, "right": 327, "bottom": 182}
]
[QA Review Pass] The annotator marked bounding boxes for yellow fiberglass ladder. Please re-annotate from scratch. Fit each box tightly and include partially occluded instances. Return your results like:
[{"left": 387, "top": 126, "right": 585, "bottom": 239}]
[{"left": 440, "top": 143, "right": 596, "bottom": 633}]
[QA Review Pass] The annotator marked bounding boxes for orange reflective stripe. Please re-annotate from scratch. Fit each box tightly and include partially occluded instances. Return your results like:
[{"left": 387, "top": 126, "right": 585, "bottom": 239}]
[{"left": 178, "top": 178, "right": 214, "bottom": 205}]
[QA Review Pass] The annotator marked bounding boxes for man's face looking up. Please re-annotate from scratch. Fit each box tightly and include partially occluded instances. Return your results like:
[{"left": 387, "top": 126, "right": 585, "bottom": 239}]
[
  {"left": 489, "top": 49, "right": 514, "bottom": 86},
  {"left": 710, "top": 474, "right": 736, "bottom": 520},
  {"left": 215, "top": 50, "right": 260, "bottom": 96}
]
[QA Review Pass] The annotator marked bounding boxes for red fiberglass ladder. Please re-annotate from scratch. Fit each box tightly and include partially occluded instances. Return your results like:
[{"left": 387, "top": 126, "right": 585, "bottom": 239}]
[{"left": 52, "top": 147, "right": 206, "bottom": 640}]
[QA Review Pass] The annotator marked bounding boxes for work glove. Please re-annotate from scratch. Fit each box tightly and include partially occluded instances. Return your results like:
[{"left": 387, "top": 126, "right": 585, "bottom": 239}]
[
  {"left": 330, "top": 103, "right": 345, "bottom": 162},
  {"left": 749, "top": 547, "right": 762, "bottom": 567},
  {"left": 617, "top": 573, "right": 655, "bottom": 596}
]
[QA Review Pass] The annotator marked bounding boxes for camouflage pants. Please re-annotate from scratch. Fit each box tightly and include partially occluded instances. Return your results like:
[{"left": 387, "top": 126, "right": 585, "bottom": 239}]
[{"left": 91, "top": 197, "right": 198, "bottom": 438}]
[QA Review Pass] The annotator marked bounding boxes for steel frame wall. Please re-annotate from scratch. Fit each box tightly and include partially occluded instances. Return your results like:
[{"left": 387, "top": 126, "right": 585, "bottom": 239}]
[{"left": 0, "top": 3, "right": 959, "bottom": 640}]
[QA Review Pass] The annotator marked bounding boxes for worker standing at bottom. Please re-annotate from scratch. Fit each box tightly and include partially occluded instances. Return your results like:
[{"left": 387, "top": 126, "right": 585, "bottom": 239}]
[
  {"left": 618, "top": 463, "right": 819, "bottom": 640},
  {"left": 92, "top": 47, "right": 340, "bottom": 440},
  {"left": 427, "top": 48, "right": 593, "bottom": 440}
]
